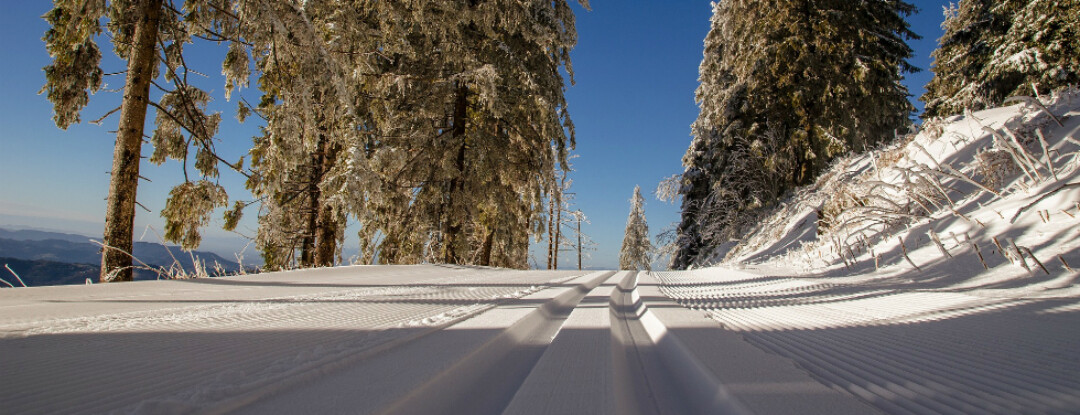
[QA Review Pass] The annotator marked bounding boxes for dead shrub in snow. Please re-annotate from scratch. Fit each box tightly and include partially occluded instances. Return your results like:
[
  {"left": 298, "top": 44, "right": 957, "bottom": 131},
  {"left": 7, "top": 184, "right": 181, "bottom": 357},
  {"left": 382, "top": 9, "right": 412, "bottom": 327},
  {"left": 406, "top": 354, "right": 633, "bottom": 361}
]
[
  {"left": 875, "top": 141, "right": 910, "bottom": 169},
  {"left": 819, "top": 183, "right": 864, "bottom": 233},
  {"left": 973, "top": 148, "right": 1020, "bottom": 189},
  {"left": 921, "top": 117, "right": 947, "bottom": 141}
]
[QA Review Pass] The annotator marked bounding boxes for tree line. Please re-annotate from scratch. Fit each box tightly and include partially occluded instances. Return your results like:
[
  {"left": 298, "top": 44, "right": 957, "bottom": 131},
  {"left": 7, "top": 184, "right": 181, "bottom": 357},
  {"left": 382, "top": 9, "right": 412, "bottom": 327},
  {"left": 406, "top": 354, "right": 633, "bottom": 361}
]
[
  {"left": 41, "top": 0, "right": 590, "bottom": 281},
  {"left": 671, "top": 0, "right": 1079, "bottom": 269}
]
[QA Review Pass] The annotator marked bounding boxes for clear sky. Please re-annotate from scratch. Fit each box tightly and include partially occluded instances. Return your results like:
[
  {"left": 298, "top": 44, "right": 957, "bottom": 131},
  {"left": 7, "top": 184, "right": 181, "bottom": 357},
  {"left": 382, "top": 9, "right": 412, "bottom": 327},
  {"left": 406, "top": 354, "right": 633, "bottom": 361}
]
[{"left": 0, "top": 1, "right": 952, "bottom": 270}]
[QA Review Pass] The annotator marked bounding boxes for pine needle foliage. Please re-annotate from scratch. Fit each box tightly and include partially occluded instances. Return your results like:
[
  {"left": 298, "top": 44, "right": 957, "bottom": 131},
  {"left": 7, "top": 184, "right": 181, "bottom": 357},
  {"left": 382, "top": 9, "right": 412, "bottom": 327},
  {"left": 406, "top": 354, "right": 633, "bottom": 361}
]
[
  {"left": 673, "top": 0, "right": 918, "bottom": 269},
  {"left": 354, "top": 0, "right": 587, "bottom": 269},
  {"left": 923, "top": 0, "right": 1080, "bottom": 117}
]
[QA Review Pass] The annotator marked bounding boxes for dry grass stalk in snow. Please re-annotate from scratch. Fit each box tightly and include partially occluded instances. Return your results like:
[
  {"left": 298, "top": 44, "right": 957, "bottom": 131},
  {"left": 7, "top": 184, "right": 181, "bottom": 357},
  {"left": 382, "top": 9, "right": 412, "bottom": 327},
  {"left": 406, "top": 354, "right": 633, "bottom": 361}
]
[{"left": 722, "top": 88, "right": 1080, "bottom": 277}]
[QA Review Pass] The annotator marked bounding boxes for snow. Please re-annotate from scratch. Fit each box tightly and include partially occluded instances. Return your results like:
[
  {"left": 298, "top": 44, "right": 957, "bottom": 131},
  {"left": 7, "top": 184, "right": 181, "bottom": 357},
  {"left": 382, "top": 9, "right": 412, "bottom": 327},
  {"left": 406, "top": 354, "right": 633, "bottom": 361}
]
[
  {"left": 0, "top": 266, "right": 585, "bottom": 414},
  {"left": 1, "top": 265, "right": 877, "bottom": 414}
]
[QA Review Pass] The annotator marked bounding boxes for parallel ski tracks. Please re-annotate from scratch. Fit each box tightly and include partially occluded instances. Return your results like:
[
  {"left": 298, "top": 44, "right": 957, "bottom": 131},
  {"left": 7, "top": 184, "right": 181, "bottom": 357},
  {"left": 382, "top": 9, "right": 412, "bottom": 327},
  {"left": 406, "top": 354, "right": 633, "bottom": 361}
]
[
  {"left": 10, "top": 265, "right": 1074, "bottom": 414},
  {"left": 655, "top": 270, "right": 1080, "bottom": 415},
  {"left": 1, "top": 266, "right": 584, "bottom": 415}
]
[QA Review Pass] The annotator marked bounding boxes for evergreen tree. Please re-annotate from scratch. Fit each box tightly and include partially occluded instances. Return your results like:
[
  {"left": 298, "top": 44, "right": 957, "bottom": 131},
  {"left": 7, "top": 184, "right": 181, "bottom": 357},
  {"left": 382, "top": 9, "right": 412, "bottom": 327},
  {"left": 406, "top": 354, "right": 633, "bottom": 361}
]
[
  {"left": 619, "top": 186, "right": 652, "bottom": 271},
  {"left": 42, "top": 0, "right": 235, "bottom": 281},
  {"left": 922, "top": 0, "right": 1008, "bottom": 117},
  {"left": 924, "top": 0, "right": 1079, "bottom": 117},
  {"left": 673, "top": 0, "right": 917, "bottom": 269},
  {"left": 356, "top": 0, "right": 586, "bottom": 269},
  {"left": 987, "top": 0, "right": 1080, "bottom": 99},
  {"left": 222, "top": 1, "right": 376, "bottom": 270}
]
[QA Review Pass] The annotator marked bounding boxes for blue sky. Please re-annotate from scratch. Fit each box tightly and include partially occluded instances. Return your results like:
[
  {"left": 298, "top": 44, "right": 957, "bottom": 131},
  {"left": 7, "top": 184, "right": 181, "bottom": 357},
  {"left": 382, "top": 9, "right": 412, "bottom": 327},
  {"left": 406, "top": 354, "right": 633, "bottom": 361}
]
[{"left": 0, "top": 1, "right": 951, "bottom": 270}]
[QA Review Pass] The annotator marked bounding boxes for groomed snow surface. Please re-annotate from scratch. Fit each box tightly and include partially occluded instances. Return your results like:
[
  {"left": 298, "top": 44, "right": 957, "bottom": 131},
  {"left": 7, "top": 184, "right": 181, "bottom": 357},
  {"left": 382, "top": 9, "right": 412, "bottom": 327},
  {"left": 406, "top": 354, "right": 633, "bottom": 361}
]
[{"left": 3, "top": 262, "right": 1078, "bottom": 414}]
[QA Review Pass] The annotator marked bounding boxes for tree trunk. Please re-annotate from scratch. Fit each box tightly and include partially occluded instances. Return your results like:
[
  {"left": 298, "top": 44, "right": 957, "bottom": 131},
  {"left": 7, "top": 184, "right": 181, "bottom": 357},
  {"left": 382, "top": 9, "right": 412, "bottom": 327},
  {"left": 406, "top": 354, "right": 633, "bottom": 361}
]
[
  {"left": 100, "top": 0, "right": 163, "bottom": 282},
  {"left": 553, "top": 176, "right": 563, "bottom": 270},
  {"left": 577, "top": 216, "right": 582, "bottom": 271},
  {"left": 299, "top": 147, "right": 320, "bottom": 267},
  {"left": 479, "top": 227, "right": 495, "bottom": 266},
  {"left": 546, "top": 195, "right": 554, "bottom": 269},
  {"left": 313, "top": 138, "right": 342, "bottom": 267},
  {"left": 444, "top": 84, "right": 469, "bottom": 264}
]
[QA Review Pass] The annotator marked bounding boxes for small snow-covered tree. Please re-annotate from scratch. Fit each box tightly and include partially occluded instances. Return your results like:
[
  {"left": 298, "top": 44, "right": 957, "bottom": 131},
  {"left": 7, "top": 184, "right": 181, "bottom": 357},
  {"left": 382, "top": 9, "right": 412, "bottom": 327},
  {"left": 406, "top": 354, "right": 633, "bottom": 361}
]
[
  {"left": 566, "top": 210, "right": 595, "bottom": 271},
  {"left": 619, "top": 186, "right": 652, "bottom": 271}
]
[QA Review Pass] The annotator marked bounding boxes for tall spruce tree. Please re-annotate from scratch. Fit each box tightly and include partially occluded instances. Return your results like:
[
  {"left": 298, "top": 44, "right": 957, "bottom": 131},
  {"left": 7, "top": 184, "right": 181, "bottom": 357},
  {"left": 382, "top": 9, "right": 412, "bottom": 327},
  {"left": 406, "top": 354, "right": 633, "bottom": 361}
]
[
  {"left": 619, "top": 186, "right": 652, "bottom": 271},
  {"left": 986, "top": 0, "right": 1080, "bottom": 99},
  {"left": 922, "top": 0, "right": 1009, "bottom": 117},
  {"left": 222, "top": 1, "right": 377, "bottom": 270},
  {"left": 673, "top": 0, "right": 917, "bottom": 269}
]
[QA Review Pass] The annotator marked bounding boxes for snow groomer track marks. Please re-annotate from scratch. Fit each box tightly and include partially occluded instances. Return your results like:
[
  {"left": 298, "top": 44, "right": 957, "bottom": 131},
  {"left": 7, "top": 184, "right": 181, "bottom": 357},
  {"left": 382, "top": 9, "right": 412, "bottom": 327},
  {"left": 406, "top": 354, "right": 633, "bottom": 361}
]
[{"left": 3, "top": 265, "right": 1078, "bottom": 414}]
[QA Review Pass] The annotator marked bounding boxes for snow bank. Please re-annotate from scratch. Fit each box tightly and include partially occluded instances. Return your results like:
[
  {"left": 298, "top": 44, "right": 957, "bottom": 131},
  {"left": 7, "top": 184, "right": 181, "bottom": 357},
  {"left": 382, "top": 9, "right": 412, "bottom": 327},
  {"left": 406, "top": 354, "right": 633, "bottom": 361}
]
[{"left": 720, "top": 89, "right": 1080, "bottom": 292}]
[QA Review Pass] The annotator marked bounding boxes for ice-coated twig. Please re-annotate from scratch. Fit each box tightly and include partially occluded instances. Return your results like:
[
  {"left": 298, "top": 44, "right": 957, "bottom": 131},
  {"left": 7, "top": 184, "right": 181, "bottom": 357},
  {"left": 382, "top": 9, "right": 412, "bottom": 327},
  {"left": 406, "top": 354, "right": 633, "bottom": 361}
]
[
  {"left": 985, "top": 127, "right": 1037, "bottom": 183},
  {"left": 1059, "top": 255, "right": 1074, "bottom": 272},
  {"left": 929, "top": 230, "right": 952, "bottom": 258},
  {"left": 1004, "top": 128, "right": 1045, "bottom": 181},
  {"left": 1035, "top": 129, "right": 1058, "bottom": 181},
  {"left": 1004, "top": 95, "right": 1063, "bottom": 127},
  {"left": 949, "top": 232, "right": 963, "bottom": 248},
  {"left": 1020, "top": 247, "right": 1049, "bottom": 275},
  {"left": 965, "top": 233, "right": 990, "bottom": 270},
  {"left": 1008, "top": 238, "right": 1031, "bottom": 273},
  {"left": 911, "top": 142, "right": 941, "bottom": 169},
  {"left": 1010, "top": 181, "right": 1080, "bottom": 223},
  {"left": 937, "top": 164, "right": 1001, "bottom": 197},
  {"left": 992, "top": 236, "right": 1011, "bottom": 263},
  {"left": 898, "top": 236, "right": 921, "bottom": 272},
  {"left": 4, "top": 264, "right": 27, "bottom": 287},
  {"left": 90, "top": 239, "right": 166, "bottom": 281}
]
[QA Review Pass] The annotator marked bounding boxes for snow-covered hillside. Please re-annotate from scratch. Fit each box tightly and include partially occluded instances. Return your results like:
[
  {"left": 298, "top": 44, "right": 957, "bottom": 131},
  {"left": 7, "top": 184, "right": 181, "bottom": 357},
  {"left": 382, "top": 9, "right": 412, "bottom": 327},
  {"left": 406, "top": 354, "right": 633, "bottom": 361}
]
[{"left": 721, "top": 89, "right": 1080, "bottom": 285}]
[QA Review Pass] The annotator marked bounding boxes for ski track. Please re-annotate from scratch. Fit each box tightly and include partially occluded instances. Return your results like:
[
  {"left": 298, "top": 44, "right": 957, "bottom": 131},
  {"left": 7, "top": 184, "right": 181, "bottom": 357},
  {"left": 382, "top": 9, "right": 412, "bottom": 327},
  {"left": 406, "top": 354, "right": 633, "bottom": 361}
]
[
  {"left": 655, "top": 269, "right": 1080, "bottom": 415},
  {"left": 0, "top": 265, "right": 582, "bottom": 415},
  {"left": 6, "top": 264, "right": 1076, "bottom": 414}
]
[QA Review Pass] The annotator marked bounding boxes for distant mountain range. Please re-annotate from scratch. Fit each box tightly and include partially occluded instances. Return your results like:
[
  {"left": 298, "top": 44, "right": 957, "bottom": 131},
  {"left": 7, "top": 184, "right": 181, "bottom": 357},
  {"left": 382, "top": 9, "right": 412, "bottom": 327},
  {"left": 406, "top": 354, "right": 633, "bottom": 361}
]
[{"left": 0, "top": 228, "right": 242, "bottom": 287}]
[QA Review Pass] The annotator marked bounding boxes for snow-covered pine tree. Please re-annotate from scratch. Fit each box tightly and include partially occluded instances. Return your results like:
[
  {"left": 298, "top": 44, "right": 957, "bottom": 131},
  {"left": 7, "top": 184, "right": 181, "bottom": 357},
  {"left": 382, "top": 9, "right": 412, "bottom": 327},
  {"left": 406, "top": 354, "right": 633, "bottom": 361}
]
[
  {"left": 673, "top": 0, "right": 917, "bottom": 269},
  {"left": 222, "top": 1, "right": 376, "bottom": 270},
  {"left": 42, "top": 0, "right": 237, "bottom": 281},
  {"left": 924, "top": 0, "right": 1079, "bottom": 117},
  {"left": 922, "top": 0, "right": 1008, "bottom": 117},
  {"left": 986, "top": 0, "right": 1080, "bottom": 100},
  {"left": 357, "top": 0, "right": 585, "bottom": 269},
  {"left": 619, "top": 186, "right": 652, "bottom": 271}
]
